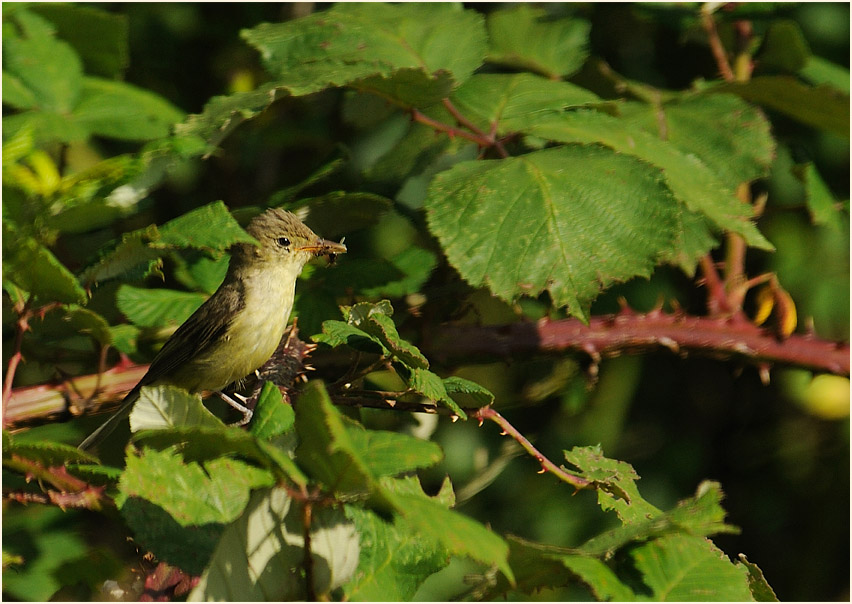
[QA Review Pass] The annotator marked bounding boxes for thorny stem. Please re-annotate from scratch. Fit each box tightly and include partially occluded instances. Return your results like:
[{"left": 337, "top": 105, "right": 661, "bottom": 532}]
[
  {"left": 474, "top": 407, "right": 591, "bottom": 491},
  {"left": 699, "top": 256, "right": 732, "bottom": 316},
  {"left": 3, "top": 299, "right": 62, "bottom": 425}
]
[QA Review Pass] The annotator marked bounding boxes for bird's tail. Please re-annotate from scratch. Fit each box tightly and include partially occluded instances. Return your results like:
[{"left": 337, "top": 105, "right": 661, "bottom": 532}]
[{"left": 78, "top": 388, "right": 140, "bottom": 452}]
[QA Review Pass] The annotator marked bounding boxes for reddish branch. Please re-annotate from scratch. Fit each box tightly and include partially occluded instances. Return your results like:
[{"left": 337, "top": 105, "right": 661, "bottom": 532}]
[
  {"left": 427, "top": 309, "right": 849, "bottom": 377},
  {"left": 474, "top": 407, "right": 591, "bottom": 490}
]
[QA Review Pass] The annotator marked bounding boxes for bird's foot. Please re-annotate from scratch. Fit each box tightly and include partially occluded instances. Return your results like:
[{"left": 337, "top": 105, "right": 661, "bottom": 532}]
[{"left": 217, "top": 391, "right": 253, "bottom": 426}]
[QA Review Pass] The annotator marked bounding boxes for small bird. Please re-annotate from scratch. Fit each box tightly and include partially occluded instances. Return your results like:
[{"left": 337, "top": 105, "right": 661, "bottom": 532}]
[{"left": 79, "top": 208, "right": 346, "bottom": 451}]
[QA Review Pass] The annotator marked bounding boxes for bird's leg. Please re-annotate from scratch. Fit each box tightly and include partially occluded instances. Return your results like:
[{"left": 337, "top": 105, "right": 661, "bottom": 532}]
[{"left": 217, "top": 391, "right": 253, "bottom": 426}]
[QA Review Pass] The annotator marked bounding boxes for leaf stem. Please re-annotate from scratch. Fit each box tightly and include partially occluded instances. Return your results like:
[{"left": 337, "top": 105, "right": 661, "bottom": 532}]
[{"left": 474, "top": 406, "right": 591, "bottom": 490}]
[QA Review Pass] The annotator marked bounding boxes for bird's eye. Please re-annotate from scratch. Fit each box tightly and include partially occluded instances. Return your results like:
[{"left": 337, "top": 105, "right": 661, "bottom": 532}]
[{"left": 277, "top": 237, "right": 290, "bottom": 247}]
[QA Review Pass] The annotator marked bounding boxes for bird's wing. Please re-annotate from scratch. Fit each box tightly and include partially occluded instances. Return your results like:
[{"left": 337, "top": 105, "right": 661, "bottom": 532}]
[{"left": 138, "top": 279, "right": 245, "bottom": 387}]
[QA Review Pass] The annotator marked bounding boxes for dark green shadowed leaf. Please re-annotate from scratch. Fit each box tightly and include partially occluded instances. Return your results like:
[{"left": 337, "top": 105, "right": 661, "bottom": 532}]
[
  {"left": 30, "top": 3, "right": 129, "bottom": 78},
  {"left": 425, "top": 145, "right": 681, "bottom": 321},
  {"left": 71, "top": 77, "right": 184, "bottom": 141},
  {"left": 718, "top": 76, "right": 850, "bottom": 137},
  {"left": 2, "top": 228, "right": 87, "bottom": 304},
  {"left": 189, "top": 488, "right": 360, "bottom": 600},
  {"left": 294, "top": 380, "right": 377, "bottom": 498},
  {"left": 3, "top": 9, "right": 83, "bottom": 113}
]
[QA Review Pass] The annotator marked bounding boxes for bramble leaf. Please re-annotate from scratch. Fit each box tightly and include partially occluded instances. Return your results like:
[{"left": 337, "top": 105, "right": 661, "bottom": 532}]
[{"left": 426, "top": 145, "right": 680, "bottom": 320}]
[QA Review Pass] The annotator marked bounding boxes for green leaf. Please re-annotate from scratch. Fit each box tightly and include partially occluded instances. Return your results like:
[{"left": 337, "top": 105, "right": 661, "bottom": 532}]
[
  {"left": 134, "top": 425, "right": 307, "bottom": 487},
  {"left": 117, "top": 450, "right": 274, "bottom": 574},
  {"left": 116, "top": 285, "right": 207, "bottom": 328},
  {"left": 173, "top": 82, "right": 288, "bottom": 150},
  {"left": 793, "top": 162, "right": 843, "bottom": 230},
  {"left": 242, "top": 3, "right": 486, "bottom": 98},
  {"left": 2, "top": 109, "right": 90, "bottom": 145},
  {"left": 406, "top": 366, "right": 466, "bottom": 419},
  {"left": 289, "top": 191, "right": 393, "bottom": 239},
  {"left": 718, "top": 76, "right": 849, "bottom": 137},
  {"left": 800, "top": 56, "right": 850, "bottom": 94},
  {"left": 361, "top": 246, "right": 439, "bottom": 299},
  {"left": 2, "top": 70, "right": 38, "bottom": 109},
  {"left": 61, "top": 305, "right": 113, "bottom": 346},
  {"left": 249, "top": 382, "right": 296, "bottom": 441},
  {"left": 757, "top": 20, "right": 810, "bottom": 73},
  {"left": 1, "top": 227, "right": 87, "bottom": 304},
  {"left": 118, "top": 448, "right": 272, "bottom": 526},
  {"left": 619, "top": 94, "right": 776, "bottom": 186},
  {"left": 269, "top": 157, "right": 347, "bottom": 205},
  {"left": 2, "top": 507, "right": 90, "bottom": 601},
  {"left": 343, "top": 504, "right": 449, "bottom": 601},
  {"left": 486, "top": 5, "right": 590, "bottom": 78},
  {"left": 563, "top": 445, "right": 661, "bottom": 524},
  {"left": 173, "top": 250, "right": 229, "bottom": 295},
  {"left": 379, "top": 482, "right": 514, "bottom": 584},
  {"left": 449, "top": 73, "right": 601, "bottom": 134},
  {"left": 30, "top": 3, "right": 129, "bottom": 78},
  {"left": 71, "top": 77, "right": 185, "bottom": 141},
  {"left": 157, "top": 200, "right": 257, "bottom": 251},
  {"left": 3, "top": 9, "right": 83, "bottom": 112},
  {"left": 109, "top": 323, "right": 140, "bottom": 354},
  {"left": 442, "top": 376, "right": 495, "bottom": 406},
  {"left": 294, "top": 380, "right": 377, "bottom": 498},
  {"left": 78, "top": 225, "right": 163, "bottom": 285},
  {"left": 353, "top": 67, "right": 456, "bottom": 108},
  {"left": 362, "top": 313, "right": 429, "bottom": 370},
  {"left": 522, "top": 110, "right": 773, "bottom": 253},
  {"left": 558, "top": 553, "right": 637, "bottom": 601},
  {"left": 189, "top": 488, "right": 360, "bottom": 600},
  {"left": 3, "top": 433, "right": 98, "bottom": 466},
  {"left": 128, "top": 385, "right": 225, "bottom": 433},
  {"left": 346, "top": 424, "right": 443, "bottom": 477},
  {"left": 579, "top": 481, "right": 740, "bottom": 557},
  {"left": 738, "top": 554, "right": 780, "bottom": 602},
  {"left": 631, "top": 533, "right": 754, "bottom": 601},
  {"left": 313, "top": 320, "right": 388, "bottom": 356},
  {"left": 425, "top": 145, "right": 681, "bottom": 320}
]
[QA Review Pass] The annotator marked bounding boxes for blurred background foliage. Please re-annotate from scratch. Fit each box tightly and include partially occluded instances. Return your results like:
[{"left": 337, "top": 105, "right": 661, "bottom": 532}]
[{"left": 2, "top": 2, "right": 849, "bottom": 601}]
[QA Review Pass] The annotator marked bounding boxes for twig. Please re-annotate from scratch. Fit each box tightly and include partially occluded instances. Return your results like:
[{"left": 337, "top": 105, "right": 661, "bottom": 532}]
[
  {"left": 700, "top": 7, "right": 735, "bottom": 82},
  {"left": 3, "top": 300, "right": 63, "bottom": 425},
  {"left": 474, "top": 407, "right": 591, "bottom": 490},
  {"left": 302, "top": 500, "right": 317, "bottom": 601},
  {"left": 411, "top": 108, "right": 497, "bottom": 150},
  {"left": 441, "top": 98, "right": 509, "bottom": 158}
]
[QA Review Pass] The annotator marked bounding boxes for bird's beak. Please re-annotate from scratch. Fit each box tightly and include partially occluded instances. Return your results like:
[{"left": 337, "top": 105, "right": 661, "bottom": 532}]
[{"left": 297, "top": 239, "right": 348, "bottom": 257}]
